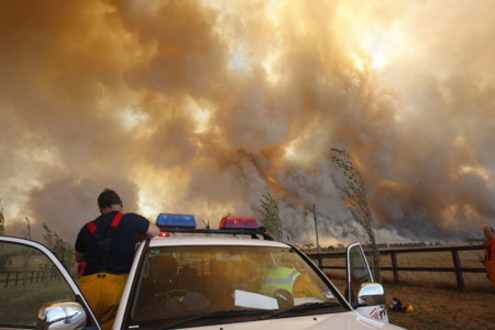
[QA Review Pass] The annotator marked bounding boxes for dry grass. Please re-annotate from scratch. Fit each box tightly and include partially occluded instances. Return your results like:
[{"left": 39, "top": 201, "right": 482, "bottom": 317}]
[
  {"left": 383, "top": 282, "right": 495, "bottom": 330},
  {"left": 323, "top": 246, "right": 495, "bottom": 329},
  {"left": 0, "top": 279, "right": 75, "bottom": 326}
]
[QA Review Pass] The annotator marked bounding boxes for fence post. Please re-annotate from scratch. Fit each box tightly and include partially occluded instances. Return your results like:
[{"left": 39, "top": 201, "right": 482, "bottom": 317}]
[
  {"left": 452, "top": 249, "right": 465, "bottom": 292},
  {"left": 5, "top": 272, "right": 10, "bottom": 288},
  {"left": 391, "top": 252, "right": 400, "bottom": 285},
  {"left": 312, "top": 204, "right": 322, "bottom": 268}
]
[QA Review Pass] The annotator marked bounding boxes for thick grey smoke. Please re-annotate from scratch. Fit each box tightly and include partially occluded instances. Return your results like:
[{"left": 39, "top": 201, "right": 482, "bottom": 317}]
[{"left": 1, "top": 0, "right": 494, "bottom": 245}]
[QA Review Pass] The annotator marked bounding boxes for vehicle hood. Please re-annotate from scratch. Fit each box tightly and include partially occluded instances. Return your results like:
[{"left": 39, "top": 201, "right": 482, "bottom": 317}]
[{"left": 188, "top": 311, "right": 404, "bottom": 330}]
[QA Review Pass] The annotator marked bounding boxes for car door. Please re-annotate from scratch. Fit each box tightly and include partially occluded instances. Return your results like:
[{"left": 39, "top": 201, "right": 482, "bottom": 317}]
[
  {"left": 346, "top": 242, "right": 388, "bottom": 322},
  {"left": 0, "top": 235, "right": 101, "bottom": 330}
]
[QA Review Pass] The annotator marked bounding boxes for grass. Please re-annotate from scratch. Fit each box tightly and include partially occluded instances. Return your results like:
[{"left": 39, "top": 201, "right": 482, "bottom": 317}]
[
  {"left": 384, "top": 282, "right": 495, "bottom": 330},
  {"left": 0, "top": 278, "right": 75, "bottom": 327}
]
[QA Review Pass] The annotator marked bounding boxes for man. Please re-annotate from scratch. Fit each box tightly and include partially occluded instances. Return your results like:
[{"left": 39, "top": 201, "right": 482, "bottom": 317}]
[
  {"left": 75, "top": 188, "right": 160, "bottom": 329},
  {"left": 260, "top": 266, "right": 324, "bottom": 298},
  {"left": 484, "top": 225, "right": 495, "bottom": 290},
  {"left": 260, "top": 256, "right": 325, "bottom": 309}
]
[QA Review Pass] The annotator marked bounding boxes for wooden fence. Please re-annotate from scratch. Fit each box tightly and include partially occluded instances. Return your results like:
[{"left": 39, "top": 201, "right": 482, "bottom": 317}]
[
  {"left": 0, "top": 269, "right": 60, "bottom": 288},
  {"left": 307, "top": 244, "right": 486, "bottom": 292}
]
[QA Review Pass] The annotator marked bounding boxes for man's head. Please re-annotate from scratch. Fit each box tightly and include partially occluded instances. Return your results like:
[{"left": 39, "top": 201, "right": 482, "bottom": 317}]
[
  {"left": 98, "top": 188, "right": 123, "bottom": 213},
  {"left": 484, "top": 226, "right": 494, "bottom": 240}
]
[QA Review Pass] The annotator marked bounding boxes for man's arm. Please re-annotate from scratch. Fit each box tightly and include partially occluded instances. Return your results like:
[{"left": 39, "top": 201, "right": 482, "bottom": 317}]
[
  {"left": 75, "top": 251, "right": 85, "bottom": 263},
  {"left": 74, "top": 228, "right": 85, "bottom": 263},
  {"left": 293, "top": 274, "right": 325, "bottom": 299},
  {"left": 146, "top": 222, "right": 160, "bottom": 238}
]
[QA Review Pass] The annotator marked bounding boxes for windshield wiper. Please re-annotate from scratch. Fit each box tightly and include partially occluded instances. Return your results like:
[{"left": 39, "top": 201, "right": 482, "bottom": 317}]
[
  {"left": 262, "top": 302, "right": 342, "bottom": 320},
  {"left": 160, "top": 309, "right": 272, "bottom": 329}
]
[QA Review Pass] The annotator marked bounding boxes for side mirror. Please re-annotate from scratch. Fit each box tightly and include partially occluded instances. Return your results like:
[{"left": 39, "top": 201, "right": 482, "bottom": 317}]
[
  {"left": 37, "top": 301, "right": 87, "bottom": 330},
  {"left": 357, "top": 283, "right": 386, "bottom": 306}
]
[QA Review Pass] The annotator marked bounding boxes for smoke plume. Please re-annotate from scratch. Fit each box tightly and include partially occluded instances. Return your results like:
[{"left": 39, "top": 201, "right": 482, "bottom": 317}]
[{"left": 1, "top": 0, "right": 494, "bottom": 245}]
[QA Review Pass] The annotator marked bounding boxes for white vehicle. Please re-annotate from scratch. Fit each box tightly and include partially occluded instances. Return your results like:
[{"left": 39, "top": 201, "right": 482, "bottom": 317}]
[{"left": 0, "top": 215, "right": 403, "bottom": 329}]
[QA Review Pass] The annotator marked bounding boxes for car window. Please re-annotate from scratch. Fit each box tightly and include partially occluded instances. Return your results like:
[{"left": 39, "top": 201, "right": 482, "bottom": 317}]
[
  {"left": 0, "top": 241, "right": 76, "bottom": 328},
  {"left": 126, "top": 245, "right": 346, "bottom": 328}
]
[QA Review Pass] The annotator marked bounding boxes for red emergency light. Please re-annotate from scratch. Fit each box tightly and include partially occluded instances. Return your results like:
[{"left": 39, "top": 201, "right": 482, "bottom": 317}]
[{"left": 219, "top": 216, "right": 258, "bottom": 230}]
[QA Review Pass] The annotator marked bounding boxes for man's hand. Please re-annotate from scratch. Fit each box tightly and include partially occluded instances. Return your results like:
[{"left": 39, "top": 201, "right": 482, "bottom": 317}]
[{"left": 146, "top": 222, "right": 161, "bottom": 238}]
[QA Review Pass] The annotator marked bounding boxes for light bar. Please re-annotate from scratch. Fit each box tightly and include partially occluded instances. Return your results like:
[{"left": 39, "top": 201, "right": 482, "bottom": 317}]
[
  {"left": 219, "top": 216, "right": 258, "bottom": 230},
  {"left": 156, "top": 213, "right": 196, "bottom": 230}
]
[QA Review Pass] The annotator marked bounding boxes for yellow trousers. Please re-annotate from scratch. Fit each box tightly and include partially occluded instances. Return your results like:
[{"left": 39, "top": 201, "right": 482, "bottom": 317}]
[{"left": 78, "top": 273, "right": 128, "bottom": 330}]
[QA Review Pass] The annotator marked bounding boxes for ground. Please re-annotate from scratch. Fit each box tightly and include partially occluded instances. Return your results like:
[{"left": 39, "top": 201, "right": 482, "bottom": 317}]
[{"left": 385, "top": 283, "right": 495, "bottom": 330}]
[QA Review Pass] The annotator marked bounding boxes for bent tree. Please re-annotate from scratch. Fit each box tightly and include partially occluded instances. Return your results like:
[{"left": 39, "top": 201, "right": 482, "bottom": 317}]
[
  {"left": 0, "top": 199, "right": 4, "bottom": 235},
  {"left": 330, "top": 148, "right": 381, "bottom": 282}
]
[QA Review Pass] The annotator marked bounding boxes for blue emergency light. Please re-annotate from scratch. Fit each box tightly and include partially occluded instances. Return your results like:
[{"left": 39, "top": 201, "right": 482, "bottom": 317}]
[{"left": 156, "top": 213, "right": 196, "bottom": 230}]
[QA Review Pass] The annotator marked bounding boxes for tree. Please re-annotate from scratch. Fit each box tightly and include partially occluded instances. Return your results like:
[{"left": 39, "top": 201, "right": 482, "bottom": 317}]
[
  {"left": 42, "top": 222, "right": 75, "bottom": 271},
  {"left": 0, "top": 199, "right": 4, "bottom": 235},
  {"left": 330, "top": 148, "right": 381, "bottom": 282},
  {"left": 303, "top": 243, "right": 314, "bottom": 250},
  {"left": 42, "top": 223, "right": 54, "bottom": 249},
  {"left": 23, "top": 217, "right": 32, "bottom": 240},
  {"left": 259, "top": 192, "right": 283, "bottom": 241}
]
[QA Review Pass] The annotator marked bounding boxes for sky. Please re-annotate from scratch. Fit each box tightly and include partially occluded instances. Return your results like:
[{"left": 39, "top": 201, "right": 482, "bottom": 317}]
[{"left": 1, "top": 0, "right": 494, "bottom": 245}]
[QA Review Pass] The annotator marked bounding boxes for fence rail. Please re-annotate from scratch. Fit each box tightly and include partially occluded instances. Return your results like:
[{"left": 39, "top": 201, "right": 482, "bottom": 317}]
[
  {"left": 0, "top": 270, "right": 59, "bottom": 288},
  {"left": 307, "top": 244, "right": 486, "bottom": 292}
]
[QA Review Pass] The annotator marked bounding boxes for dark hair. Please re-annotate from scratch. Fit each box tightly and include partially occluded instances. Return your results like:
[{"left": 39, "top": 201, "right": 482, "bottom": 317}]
[{"left": 97, "top": 188, "right": 122, "bottom": 209}]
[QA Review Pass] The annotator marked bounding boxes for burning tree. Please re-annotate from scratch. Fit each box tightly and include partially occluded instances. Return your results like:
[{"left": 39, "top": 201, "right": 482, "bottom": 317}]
[
  {"left": 258, "top": 192, "right": 283, "bottom": 241},
  {"left": 330, "top": 148, "right": 381, "bottom": 282}
]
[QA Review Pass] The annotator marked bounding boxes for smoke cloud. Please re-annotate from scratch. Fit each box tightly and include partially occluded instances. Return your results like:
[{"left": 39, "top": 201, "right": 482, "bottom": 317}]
[{"left": 1, "top": 0, "right": 494, "bottom": 245}]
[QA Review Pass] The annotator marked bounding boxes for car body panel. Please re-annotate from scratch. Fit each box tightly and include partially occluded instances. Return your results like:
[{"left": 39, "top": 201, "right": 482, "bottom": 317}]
[
  {"left": 148, "top": 235, "right": 290, "bottom": 248},
  {"left": 179, "top": 311, "right": 401, "bottom": 330}
]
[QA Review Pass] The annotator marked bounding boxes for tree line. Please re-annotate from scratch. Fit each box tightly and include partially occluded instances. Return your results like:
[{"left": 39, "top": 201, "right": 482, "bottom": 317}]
[{"left": 0, "top": 200, "right": 75, "bottom": 272}]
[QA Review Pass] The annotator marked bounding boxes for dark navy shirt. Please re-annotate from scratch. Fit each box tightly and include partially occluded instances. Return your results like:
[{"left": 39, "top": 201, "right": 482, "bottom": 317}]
[{"left": 75, "top": 211, "right": 150, "bottom": 276}]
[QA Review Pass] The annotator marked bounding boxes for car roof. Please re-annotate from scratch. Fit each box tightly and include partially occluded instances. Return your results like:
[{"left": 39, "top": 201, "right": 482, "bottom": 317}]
[{"left": 148, "top": 235, "right": 290, "bottom": 248}]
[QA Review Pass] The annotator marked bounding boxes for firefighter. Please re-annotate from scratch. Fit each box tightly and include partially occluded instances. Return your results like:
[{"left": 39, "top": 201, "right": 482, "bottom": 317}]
[
  {"left": 484, "top": 226, "right": 495, "bottom": 290},
  {"left": 75, "top": 188, "right": 160, "bottom": 330},
  {"left": 260, "top": 264, "right": 324, "bottom": 307}
]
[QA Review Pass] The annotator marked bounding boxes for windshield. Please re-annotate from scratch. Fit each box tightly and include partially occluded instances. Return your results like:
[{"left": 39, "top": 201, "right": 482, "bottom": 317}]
[{"left": 126, "top": 245, "right": 347, "bottom": 328}]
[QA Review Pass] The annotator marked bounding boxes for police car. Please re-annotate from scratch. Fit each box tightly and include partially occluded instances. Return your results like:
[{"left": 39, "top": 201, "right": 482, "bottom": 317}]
[{"left": 0, "top": 215, "right": 404, "bottom": 329}]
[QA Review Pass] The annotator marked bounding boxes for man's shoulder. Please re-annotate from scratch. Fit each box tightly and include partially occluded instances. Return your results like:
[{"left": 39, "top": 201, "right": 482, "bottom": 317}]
[
  {"left": 123, "top": 212, "right": 147, "bottom": 221},
  {"left": 122, "top": 213, "right": 150, "bottom": 229}
]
